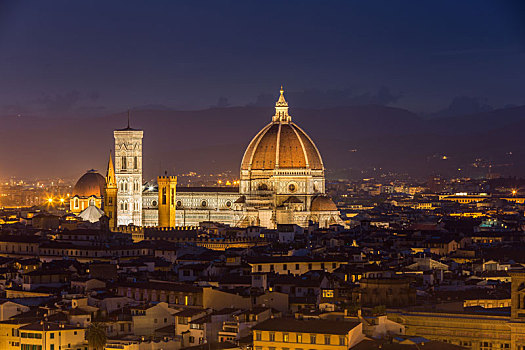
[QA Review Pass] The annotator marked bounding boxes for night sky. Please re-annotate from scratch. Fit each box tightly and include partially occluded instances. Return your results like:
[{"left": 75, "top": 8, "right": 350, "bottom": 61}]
[
  {"left": 1, "top": 1, "right": 525, "bottom": 180},
  {"left": 1, "top": 0, "right": 524, "bottom": 118}
]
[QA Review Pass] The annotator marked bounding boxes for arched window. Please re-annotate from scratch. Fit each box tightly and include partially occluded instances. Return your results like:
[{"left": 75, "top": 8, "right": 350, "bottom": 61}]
[{"left": 74, "top": 198, "right": 79, "bottom": 209}]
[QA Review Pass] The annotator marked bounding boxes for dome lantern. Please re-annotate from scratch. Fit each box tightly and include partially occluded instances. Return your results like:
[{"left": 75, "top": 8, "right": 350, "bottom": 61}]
[{"left": 272, "top": 86, "right": 292, "bottom": 123}]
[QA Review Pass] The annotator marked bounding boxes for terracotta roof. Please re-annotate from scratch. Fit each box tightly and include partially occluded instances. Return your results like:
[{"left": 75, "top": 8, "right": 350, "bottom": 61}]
[
  {"left": 116, "top": 281, "right": 202, "bottom": 293},
  {"left": 174, "top": 308, "right": 206, "bottom": 317},
  {"left": 19, "top": 322, "right": 82, "bottom": 331},
  {"left": 241, "top": 122, "right": 323, "bottom": 171},
  {"left": 352, "top": 339, "right": 467, "bottom": 350},
  {"left": 311, "top": 195, "right": 338, "bottom": 211}
]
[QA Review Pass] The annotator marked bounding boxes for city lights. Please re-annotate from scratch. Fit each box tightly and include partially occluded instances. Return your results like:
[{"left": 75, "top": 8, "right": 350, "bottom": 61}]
[{"left": 0, "top": 2, "right": 522, "bottom": 348}]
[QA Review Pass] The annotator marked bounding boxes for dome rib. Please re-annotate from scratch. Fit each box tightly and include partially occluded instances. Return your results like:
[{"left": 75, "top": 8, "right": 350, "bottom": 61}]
[
  {"left": 290, "top": 123, "right": 310, "bottom": 168},
  {"left": 241, "top": 123, "right": 272, "bottom": 170},
  {"left": 292, "top": 122, "right": 324, "bottom": 170},
  {"left": 275, "top": 122, "right": 282, "bottom": 168}
]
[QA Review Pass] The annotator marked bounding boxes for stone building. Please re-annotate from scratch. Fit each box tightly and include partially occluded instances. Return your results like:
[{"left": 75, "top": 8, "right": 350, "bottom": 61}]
[
  {"left": 359, "top": 277, "right": 416, "bottom": 308},
  {"left": 235, "top": 87, "right": 343, "bottom": 228},
  {"left": 114, "top": 118, "right": 144, "bottom": 227},
  {"left": 72, "top": 87, "right": 343, "bottom": 229},
  {"left": 386, "top": 270, "right": 525, "bottom": 349}
]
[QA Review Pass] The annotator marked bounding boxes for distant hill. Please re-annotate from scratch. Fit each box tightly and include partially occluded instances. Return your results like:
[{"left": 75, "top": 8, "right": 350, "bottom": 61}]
[{"left": 0, "top": 104, "right": 524, "bottom": 179}]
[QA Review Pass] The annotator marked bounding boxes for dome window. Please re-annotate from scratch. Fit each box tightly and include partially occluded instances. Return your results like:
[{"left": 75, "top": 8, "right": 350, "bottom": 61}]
[{"left": 288, "top": 183, "right": 297, "bottom": 193}]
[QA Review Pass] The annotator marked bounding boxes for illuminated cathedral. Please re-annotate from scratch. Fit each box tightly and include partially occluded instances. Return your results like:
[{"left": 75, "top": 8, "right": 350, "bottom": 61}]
[{"left": 70, "top": 88, "right": 343, "bottom": 229}]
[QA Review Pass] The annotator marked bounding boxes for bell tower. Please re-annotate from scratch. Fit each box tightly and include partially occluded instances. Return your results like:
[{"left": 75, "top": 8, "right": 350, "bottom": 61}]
[
  {"left": 114, "top": 112, "right": 143, "bottom": 226},
  {"left": 104, "top": 151, "right": 118, "bottom": 230},
  {"left": 157, "top": 175, "right": 177, "bottom": 228}
]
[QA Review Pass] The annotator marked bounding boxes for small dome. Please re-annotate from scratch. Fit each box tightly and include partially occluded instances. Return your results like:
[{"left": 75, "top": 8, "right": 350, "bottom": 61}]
[
  {"left": 73, "top": 170, "right": 106, "bottom": 198},
  {"left": 311, "top": 195, "right": 337, "bottom": 211}
]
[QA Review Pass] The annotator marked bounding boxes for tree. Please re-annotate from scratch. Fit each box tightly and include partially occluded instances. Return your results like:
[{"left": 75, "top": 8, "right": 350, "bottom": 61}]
[
  {"left": 87, "top": 322, "right": 107, "bottom": 350},
  {"left": 371, "top": 305, "right": 386, "bottom": 316}
]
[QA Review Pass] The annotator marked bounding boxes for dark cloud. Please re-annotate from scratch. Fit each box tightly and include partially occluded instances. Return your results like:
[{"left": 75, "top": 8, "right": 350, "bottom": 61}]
[
  {"left": 131, "top": 104, "right": 173, "bottom": 111},
  {"left": 35, "top": 90, "right": 82, "bottom": 117},
  {"left": 429, "top": 96, "right": 493, "bottom": 118},
  {"left": 250, "top": 87, "right": 402, "bottom": 109},
  {"left": 214, "top": 97, "right": 230, "bottom": 108},
  {"left": 0, "top": 91, "right": 110, "bottom": 118}
]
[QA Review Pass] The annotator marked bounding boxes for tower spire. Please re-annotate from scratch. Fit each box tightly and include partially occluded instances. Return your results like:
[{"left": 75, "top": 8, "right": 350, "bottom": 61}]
[
  {"left": 127, "top": 110, "right": 130, "bottom": 129},
  {"left": 273, "top": 85, "right": 291, "bottom": 123},
  {"left": 106, "top": 150, "right": 116, "bottom": 187}
]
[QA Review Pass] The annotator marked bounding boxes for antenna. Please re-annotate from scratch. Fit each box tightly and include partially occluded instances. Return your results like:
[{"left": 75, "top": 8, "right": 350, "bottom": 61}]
[{"left": 127, "top": 110, "right": 130, "bottom": 128}]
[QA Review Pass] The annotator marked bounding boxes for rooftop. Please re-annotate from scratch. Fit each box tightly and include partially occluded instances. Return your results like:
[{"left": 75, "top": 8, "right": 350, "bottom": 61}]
[{"left": 253, "top": 318, "right": 360, "bottom": 335}]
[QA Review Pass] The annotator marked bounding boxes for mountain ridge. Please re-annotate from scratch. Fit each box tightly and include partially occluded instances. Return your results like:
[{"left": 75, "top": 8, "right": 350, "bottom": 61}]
[{"left": 1, "top": 104, "right": 524, "bottom": 179}]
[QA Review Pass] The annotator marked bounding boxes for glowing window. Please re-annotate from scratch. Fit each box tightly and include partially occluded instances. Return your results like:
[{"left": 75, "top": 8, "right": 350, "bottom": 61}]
[{"left": 322, "top": 289, "right": 334, "bottom": 298}]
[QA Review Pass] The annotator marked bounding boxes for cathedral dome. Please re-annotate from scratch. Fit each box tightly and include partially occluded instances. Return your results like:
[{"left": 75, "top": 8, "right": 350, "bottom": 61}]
[
  {"left": 241, "top": 88, "right": 323, "bottom": 171},
  {"left": 311, "top": 195, "right": 338, "bottom": 211},
  {"left": 73, "top": 170, "right": 106, "bottom": 198}
]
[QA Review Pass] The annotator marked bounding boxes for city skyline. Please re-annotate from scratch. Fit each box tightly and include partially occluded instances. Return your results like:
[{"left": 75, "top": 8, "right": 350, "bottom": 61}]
[{"left": 1, "top": 2, "right": 525, "bottom": 349}]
